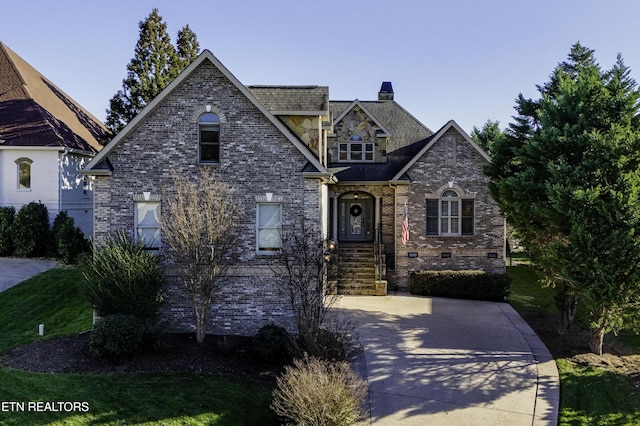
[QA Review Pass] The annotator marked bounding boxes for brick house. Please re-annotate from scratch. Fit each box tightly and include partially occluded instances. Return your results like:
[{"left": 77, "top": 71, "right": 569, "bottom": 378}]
[
  {"left": 83, "top": 50, "right": 504, "bottom": 335},
  {"left": 0, "top": 42, "right": 106, "bottom": 236}
]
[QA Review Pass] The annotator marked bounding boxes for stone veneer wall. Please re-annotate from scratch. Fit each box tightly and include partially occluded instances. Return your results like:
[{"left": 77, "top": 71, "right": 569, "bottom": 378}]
[
  {"left": 92, "top": 61, "right": 324, "bottom": 335},
  {"left": 393, "top": 127, "right": 505, "bottom": 290}
]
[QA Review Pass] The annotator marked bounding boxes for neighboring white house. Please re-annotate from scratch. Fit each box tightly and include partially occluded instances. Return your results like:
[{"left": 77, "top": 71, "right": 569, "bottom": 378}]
[{"left": 0, "top": 42, "right": 107, "bottom": 236}]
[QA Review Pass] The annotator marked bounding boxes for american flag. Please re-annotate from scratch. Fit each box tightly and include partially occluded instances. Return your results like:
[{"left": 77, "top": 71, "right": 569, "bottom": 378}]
[{"left": 402, "top": 202, "right": 409, "bottom": 245}]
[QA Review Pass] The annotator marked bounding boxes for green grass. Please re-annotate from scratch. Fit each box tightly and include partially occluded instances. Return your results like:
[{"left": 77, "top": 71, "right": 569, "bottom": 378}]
[
  {"left": 507, "top": 265, "right": 558, "bottom": 315},
  {"left": 508, "top": 265, "right": 640, "bottom": 425},
  {"left": 0, "top": 265, "right": 278, "bottom": 425}
]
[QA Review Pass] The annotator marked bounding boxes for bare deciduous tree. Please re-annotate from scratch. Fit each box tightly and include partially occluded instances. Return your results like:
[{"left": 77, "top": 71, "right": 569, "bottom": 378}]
[
  {"left": 272, "top": 221, "right": 360, "bottom": 361},
  {"left": 162, "top": 171, "right": 241, "bottom": 343}
]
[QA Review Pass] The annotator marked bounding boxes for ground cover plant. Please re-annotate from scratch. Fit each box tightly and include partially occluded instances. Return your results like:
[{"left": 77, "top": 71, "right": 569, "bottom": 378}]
[
  {"left": 508, "top": 264, "right": 640, "bottom": 425},
  {"left": 0, "top": 266, "right": 279, "bottom": 425}
]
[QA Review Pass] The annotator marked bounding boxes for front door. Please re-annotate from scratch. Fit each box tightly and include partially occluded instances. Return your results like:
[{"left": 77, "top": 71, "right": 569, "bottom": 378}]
[{"left": 338, "top": 193, "right": 374, "bottom": 242}]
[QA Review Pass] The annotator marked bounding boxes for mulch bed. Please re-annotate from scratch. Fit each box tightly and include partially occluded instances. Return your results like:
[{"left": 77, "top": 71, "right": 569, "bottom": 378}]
[{"left": 1, "top": 332, "right": 285, "bottom": 383}]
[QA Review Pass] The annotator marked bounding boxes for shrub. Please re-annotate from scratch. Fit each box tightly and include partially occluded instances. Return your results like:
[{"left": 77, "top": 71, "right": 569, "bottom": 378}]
[
  {"left": 271, "top": 356, "right": 367, "bottom": 426},
  {"left": 90, "top": 314, "right": 145, "bottom": 361},
  {"left": 410, "top": 270, "right": 511, "bottom": 302},
  {"left": 12, "top": 201, "right": 51, "bottom": 257},
  {"left": 252, "top": 324, "right": 292, "bottom": 363},
  {"left": 82, "top": 232, "right": 164, "bottom": 325},
  {"left": 52, "top": 211, "right": 89, "bottom": 264},
  {"left": 0, "top": 206, "right": 15, "bottom": 256}
]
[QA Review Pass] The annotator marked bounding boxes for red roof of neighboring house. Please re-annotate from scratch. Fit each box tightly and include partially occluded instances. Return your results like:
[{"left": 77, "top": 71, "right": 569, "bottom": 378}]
[{"left": 0, "top": 42, "right": 107, "bottom": 152}]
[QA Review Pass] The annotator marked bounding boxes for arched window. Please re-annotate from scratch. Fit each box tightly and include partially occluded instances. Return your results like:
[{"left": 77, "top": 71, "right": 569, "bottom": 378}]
[
  {"left": 198, "top": 113, "right": 220, "bottom": 163},
  {"left": 16, "top": 158, "right": 32, "bottom": 189},
  {"left": 426, "top": 189, "right": 474, "bottom": 236}
]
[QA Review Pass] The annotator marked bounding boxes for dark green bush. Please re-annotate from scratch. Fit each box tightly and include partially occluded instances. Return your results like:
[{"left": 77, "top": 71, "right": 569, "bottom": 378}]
[
  {"left": 12, "top": 202, "right": 51, "bottom": 257},
  {"left": 82, "top": 232, "right": 164, "bottom": 325},
  {"left": 0, "top": 206, "right": 15, "bottom": 256},
  {"left": 52, "top": 211, "right": 88, "bottom": 264},
  {"left": 90, "top": 314, "right": 145, "bottom": 361},
  {"left": 410, "top": 270, "right": 511, "bottom": 302},
  {"left": 252, "top": 324, "right": 292, "bottom": 363}
]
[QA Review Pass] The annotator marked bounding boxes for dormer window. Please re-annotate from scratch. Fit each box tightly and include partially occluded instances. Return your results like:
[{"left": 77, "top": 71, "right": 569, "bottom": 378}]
[
  {"left": 339, "top": 135, "right": 374, "bottom": 162},
  {"left": 198, "top": 113, "right": 220, "bottom": 163}
]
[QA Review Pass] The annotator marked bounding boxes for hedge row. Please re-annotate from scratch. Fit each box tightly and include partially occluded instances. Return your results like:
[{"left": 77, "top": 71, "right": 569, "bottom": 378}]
[
  {"left": 0, "top": 202, "right": 88, "bottom": 263},
  {"left": 410, "top": 270, "right": 511, "bottom": 302}
]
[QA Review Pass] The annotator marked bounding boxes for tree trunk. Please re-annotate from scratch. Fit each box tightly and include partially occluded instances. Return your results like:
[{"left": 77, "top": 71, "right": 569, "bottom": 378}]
[
  {"left": 557, "top": 293, "right": 577, "bottom": 335},
  {"left": 196, "top": 311, "right": 207, "bottom": 344},
  {"left": 589, "top": 328, "right": 605, "bottom": 356}
]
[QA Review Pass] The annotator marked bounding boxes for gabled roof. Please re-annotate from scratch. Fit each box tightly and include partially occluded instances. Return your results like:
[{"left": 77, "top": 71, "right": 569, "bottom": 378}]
[
  {"left": 391, "top": 120, "right": 490, "bottom": 181},
  {"left": 0, "top": 42, "right": 106, "bottom": 152},
  {"left": 330, "top": 99, "right": 433, "bottom": 148},
  {"left": 84, "top": 50, "right": 328, "bottom": 175},
  {"left": 247, "top": 85, "right": 329, "bottom": 115},
  {"left": 331, "top": 100, "right": 391, "bottom": 137}
]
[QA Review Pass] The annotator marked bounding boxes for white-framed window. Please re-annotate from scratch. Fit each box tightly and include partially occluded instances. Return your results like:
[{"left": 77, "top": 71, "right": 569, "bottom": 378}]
[
  {"left": 338, "top": 136, "right": 374, "bottom": 162},
  {"left": 15, "top": 157, "right": 32, "bottom": 190},
  {"left": 426, "top": 189, "right": 474, "bottom": 236},
  {"left": 135, "top": 201, "right": 161, "bottom": 250},
  {"left": 198, "top": 112, "right": 220, "bottom": 163},
  {"left": 257, "top": 202, "right": 282, "bottom": 254}
]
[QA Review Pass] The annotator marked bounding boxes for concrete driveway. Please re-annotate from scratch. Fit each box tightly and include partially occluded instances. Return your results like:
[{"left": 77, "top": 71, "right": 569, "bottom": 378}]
[
  {"left": 0, "top": 257, "right": 59, "bottom": 292},
  {"left": 335, "top": 295, "right": 559, "bottom": 426}
]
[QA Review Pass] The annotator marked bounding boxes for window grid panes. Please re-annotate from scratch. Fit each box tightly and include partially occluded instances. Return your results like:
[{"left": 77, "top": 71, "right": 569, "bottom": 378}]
[
  {"left": 426, "top": 191, "right": 474, "bottom": 236},
  {"left": 257, "top": 203, "right": 282, "bottom": 253},
  {"left": 136, "top": 201, "right": 161, "bottom": 250},
  {"left": 338, "top": 142, "right": 374, "bottom": 162},
  {"left": 199, "top": 113, "right": 220, "bottom": 163}
]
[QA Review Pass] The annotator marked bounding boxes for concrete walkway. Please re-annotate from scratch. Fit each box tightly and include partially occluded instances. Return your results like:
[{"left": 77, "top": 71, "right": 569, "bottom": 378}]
[
  {"left": 0, "top": 257, "right": 59, "bottom": 292},
  {"left": 335, "top": 295, "right": 559, "bottom": 425}
]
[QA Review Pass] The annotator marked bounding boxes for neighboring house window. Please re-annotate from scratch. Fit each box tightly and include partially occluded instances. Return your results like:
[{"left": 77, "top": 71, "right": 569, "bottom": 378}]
[
  {"left": 257, "top": 202, "right": 282, "bottom": 253},
  {"left": 426, "top": 190, "right": 474, "bottom": 236},
  {"left": 198, "top": 112, "right": 220, "bottom": 163},
  {"left": 135, "top": 201, "right": 161, "bottom": 250},
  {"left": 338, "top": 136, "right": 374, "bottom": 162},
  {"left": 16, "top": 158, "right": 33, "bottom": 190}
]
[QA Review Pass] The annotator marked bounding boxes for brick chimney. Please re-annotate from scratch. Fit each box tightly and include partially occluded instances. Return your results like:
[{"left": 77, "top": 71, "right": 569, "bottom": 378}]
[{"left": 378, "top": 81, "right": 394, "bottom": 101}]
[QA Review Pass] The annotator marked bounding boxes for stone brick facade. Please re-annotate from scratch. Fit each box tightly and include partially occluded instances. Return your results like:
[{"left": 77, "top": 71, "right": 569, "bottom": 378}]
[
  {"left": 392, "top": 126, "right": 505, "bottom": 289},
  {"left": 91, "top": 60, "right": 325, "bottom": 335},
  {"left": 87, "top": 50, "right": 505, "bottom": 333}
]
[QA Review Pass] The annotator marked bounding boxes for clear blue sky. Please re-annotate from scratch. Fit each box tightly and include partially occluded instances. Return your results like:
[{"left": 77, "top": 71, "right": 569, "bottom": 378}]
[{"left": 3, "top": 0, "right": 640, "bottom": 133}]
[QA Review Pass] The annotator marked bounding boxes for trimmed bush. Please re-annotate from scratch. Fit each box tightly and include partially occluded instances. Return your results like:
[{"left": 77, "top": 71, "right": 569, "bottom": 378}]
[
  {"left": 252, "top": 324, "right": 292, "bottom": 363},
  {"left": 90, "top": 314, "right": 145, "bottom": 361},
  {"left": 12, "top": 201, "right": 51, "bottom": 257},
  {"left": 52, "top": 211, "right": 88, "bottom": 264},
  {"left": 410, "top": 270, "right": 511, "bottom": 302},
  {"left": 82, "top": 232, "right": 164, "bottom": 325},
  {"left": 0, "top": 206, "right": 15, "bottom": 256},
  {"left": 271, "top": 356, "right": 367, "bottom": 426}
]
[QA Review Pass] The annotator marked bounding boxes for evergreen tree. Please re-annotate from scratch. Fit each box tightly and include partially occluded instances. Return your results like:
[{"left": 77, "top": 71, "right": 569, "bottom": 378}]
[
  {"left": 485, "top": 43, "right": 640, "bottom": 354},
  {"left": 176, "top": 25, "right": 200, "bottom": 71},
  {"left": 470, "top": 119, "right": 504, "bottom": 157},
  {"left": 103, "top": 9, "right": 200, "bottom": 144}
]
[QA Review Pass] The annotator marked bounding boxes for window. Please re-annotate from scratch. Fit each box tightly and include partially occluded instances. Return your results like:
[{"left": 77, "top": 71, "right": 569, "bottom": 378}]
[
  {"left": 426, "top": 190, "right": 474, "bottom": 236},
  {"left": 135, "top": 201, "right": 161, "bottom": 250},
  {"left": 257, "top": 203, "right": 282, "bottom": 253},
  {"left": 16, "top": 158, "right": 32, "bottom": 190},
  {"left": 338, "top": 136, "right": 374, "bottom": 162},
  {"left": 198, "top": 113, "right": 220, "bottom": 163}
]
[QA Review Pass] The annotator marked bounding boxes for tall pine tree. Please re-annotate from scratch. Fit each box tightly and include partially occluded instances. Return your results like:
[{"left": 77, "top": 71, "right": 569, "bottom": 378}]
[
  {"left": 103, "top": 9, "right": 200, "bottom": 144},
  {"left": 486, "top": 43, "right": 640, "bottom": 354}
]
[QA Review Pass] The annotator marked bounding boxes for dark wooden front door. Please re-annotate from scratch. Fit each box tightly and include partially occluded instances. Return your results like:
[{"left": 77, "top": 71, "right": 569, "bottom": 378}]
[{"left": 339, "top": 193, "right": 374, "bottom": 242}]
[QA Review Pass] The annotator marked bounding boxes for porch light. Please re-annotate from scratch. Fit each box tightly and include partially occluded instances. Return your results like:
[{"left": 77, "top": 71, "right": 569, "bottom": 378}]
[{"left": 354, "top": 192, "right": 359, "bottom": 199}]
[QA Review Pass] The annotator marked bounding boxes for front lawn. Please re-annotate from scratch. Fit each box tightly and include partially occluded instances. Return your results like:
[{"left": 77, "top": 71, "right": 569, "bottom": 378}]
[
  {"left": 0, "top": 265, "right": 277, "bottom": 425},
  {"left": 508, "top": 265, "right": 640, "bottom": 425}
]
